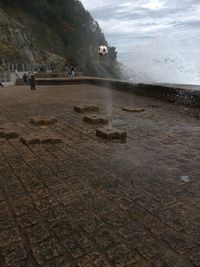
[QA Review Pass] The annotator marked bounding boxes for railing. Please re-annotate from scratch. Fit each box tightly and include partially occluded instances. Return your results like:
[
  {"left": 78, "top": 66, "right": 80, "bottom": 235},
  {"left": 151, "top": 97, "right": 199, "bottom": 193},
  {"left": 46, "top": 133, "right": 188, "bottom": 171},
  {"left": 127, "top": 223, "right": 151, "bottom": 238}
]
[
  {"left": 5, "top": 63, "right": 53, "bottom": 73},
  {"left": 0, "top": 71, "right": 11, "bottom": 82}
]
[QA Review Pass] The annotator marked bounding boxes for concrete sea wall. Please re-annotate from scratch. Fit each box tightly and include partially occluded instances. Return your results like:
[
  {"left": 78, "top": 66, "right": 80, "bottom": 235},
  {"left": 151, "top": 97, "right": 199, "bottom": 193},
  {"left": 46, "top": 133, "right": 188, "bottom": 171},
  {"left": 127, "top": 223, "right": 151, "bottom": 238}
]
[{"left": 36, "top": 77, "right": 200, "bottom": 108}]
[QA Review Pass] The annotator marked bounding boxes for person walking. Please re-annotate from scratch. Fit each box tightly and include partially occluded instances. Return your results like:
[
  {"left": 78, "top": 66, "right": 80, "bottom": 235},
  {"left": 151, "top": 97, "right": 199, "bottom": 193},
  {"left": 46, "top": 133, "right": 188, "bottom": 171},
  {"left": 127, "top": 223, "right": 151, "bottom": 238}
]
[
  {"left": 30, "top": 74, "right": 36, "bottom": 90},
  {"left": 14, "top": 69, "right": 20, "bottom": 80},
  {"left": 23, "top": 73, "right": 27, "bottom": 84},
  {"left": 70, "top": 66, "right": 75, "bottom": 78}
]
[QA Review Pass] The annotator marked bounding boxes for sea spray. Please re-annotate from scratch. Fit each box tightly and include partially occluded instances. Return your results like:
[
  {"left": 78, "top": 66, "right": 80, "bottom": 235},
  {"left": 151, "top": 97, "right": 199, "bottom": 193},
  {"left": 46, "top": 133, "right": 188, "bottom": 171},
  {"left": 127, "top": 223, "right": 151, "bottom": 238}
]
[{"left": 120, "top": 34, "right": 200, "bottom": 85}]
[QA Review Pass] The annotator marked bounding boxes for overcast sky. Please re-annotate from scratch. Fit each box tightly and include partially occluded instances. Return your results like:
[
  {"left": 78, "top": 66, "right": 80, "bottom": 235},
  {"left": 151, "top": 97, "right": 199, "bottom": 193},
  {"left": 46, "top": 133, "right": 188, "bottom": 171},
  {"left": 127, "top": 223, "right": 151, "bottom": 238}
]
[
  {"left": 80, "top": 0, "right": 200, "bottom": 58},
  {"left": 80, "top": 0, "right": 200, "bottom": 83}
]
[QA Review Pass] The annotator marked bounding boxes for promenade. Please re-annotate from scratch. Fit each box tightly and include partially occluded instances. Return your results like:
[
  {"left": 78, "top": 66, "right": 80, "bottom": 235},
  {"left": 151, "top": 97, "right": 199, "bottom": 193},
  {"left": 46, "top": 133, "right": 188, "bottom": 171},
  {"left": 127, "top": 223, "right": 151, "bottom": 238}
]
[{"left": 0, "top": 84, "right": 199, "bottom": 266}]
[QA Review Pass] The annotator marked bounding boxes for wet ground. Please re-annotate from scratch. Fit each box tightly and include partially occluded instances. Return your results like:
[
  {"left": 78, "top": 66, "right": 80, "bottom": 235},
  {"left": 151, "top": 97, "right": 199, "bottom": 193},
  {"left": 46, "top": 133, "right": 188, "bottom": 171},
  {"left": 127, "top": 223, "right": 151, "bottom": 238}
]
[{"left": 0, "top": 84, "right": 199, "bottom": 266}]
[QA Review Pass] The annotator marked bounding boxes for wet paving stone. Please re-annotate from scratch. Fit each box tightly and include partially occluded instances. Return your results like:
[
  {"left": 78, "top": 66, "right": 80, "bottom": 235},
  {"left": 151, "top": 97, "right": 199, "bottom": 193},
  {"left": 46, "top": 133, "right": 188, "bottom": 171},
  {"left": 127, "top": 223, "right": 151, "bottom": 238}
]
[
  {"left": 162, "top": 230, "right": 193, "bottom": 254},
  {"left": 1, "top": 242, "right": 27, "bottom": 266},
  {"left": 188, "top": 248, "right": 200, "bottom": 267},
  {"left": 17, "top": 212, "right": 41, "bottom": 228},
  {"left": 145, "top": 216, "right": 169, "bottom": 236},
  {"left": 61, "top": 230, "right": 93, "bottom": 259},
  {"left": 134, "top": 236, "right": 164, "bottom": 260},
  {"left": 0, "top": 228, "right": 21, "bottom": 248},
  {"left": 0, "top": 201, "right": 9, "bottom": 215},
  {"left": 43, "top": 256, "right": 75, "bottom": 267},
  {"left": 32, "top": 239, "right": 64, "bottom": 265},
  {"left": 25, "top": 223, "right": 50, "bottom": 244},
  {"left": 152, "top": 251, "right": 187, "bottom": 267},
  {"left": 0, "top": 213, "right": 15, "bottom": 230},
  {"left": 118, "top": 221, "right": 148, "bottom": 243},
  {"left": 43, "top": 205, "right": 67, "bottom": 223},
  {"left": 13, "top": 197, "right": 34, "bottom": 217},
  {"left": 107, "top": 244, "right": 140, "bottom": 266},
  {"left": 34, "top": 196, "right": 58, "bottom": 212},
  {"left": 79, "top": 213, "right": 104, "bottom": 233},
  {"left": 76, "top": 251, "right": 111, "bottom": 267},
  {"left": 0, "top": 84, "right": 200, "bottom": 266},
  {"left": 100, "top": 210, "right": 127, "bottom": 227},
  {"left": 94, "top": 228, "right": 120, "bottom": 250}
]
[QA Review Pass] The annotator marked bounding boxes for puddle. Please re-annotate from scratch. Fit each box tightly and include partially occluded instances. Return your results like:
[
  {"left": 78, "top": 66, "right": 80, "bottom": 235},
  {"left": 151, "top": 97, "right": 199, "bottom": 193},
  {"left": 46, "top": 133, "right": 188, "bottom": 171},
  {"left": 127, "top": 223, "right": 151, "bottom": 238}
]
[{"left": 112, "top": 118, "right": 126, "bottom": 126}]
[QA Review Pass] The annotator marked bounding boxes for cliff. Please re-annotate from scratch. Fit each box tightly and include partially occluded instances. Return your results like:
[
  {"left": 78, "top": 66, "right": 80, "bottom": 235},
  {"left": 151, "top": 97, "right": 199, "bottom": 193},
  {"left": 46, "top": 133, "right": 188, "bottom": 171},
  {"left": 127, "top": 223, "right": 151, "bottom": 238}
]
[{"left": 0, "top": 0, "right": 121, "bottom": 78}]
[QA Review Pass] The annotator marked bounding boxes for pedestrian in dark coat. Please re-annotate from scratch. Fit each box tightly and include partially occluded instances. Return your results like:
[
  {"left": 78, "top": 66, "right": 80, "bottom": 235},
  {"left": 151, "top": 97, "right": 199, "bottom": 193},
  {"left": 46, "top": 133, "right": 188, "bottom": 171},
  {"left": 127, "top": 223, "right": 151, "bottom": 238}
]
[
  {"left": 30, "top": 75, "right": 36, "bottom": 90},
  {"left": 23, "top": 73, "right": 27, "bottom": 84}
]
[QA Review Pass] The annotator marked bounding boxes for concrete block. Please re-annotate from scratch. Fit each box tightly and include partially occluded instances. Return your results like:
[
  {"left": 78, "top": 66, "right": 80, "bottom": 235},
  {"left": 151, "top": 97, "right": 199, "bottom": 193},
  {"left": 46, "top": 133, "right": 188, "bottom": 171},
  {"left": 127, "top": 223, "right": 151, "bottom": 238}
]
[
  {"left": 96, "top": 126, "right": 126, "bottom": 141},
  {"left": 74, "top": 105, "right": 99, "bottom": 113},
  {"left": 83, "top": 115, "right": 108, "bottom": 125}
]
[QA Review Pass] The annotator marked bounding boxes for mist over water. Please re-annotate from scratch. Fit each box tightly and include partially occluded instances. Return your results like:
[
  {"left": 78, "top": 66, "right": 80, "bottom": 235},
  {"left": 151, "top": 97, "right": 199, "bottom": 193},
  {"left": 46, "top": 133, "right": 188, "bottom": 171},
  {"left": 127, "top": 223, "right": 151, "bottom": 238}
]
[{"left": 120, "top": 35, "right": 200, "bottom": 85}]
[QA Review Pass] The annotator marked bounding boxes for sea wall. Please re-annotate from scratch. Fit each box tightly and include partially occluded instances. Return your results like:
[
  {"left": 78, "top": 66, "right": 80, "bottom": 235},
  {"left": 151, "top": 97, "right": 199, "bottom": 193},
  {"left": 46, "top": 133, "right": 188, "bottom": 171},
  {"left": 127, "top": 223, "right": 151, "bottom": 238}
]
[{"left": 36, "top": 77, "right": 200, "bottom": 108}]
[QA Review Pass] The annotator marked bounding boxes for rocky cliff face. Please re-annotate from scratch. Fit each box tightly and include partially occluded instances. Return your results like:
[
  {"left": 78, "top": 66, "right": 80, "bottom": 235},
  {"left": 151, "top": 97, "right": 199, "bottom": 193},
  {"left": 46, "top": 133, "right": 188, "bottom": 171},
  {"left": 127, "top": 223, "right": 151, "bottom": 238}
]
[{"left": 0, "top": 0, "right": 121, "bottom": 78}]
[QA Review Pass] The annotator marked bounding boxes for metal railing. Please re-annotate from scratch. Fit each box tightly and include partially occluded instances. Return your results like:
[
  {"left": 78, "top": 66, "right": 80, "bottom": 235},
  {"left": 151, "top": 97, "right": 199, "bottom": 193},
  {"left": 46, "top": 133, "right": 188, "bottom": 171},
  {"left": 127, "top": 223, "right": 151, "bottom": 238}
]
[{"left": 0, "top": 71, "right": 11, "bottom": 82}]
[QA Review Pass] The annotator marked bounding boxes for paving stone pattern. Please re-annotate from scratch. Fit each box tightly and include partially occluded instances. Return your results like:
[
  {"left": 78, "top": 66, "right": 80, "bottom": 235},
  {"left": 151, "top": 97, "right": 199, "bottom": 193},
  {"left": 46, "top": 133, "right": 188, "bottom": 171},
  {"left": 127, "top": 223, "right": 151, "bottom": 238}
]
[{"left": 0, "top": 84, "right": 199, "bottom": 266}]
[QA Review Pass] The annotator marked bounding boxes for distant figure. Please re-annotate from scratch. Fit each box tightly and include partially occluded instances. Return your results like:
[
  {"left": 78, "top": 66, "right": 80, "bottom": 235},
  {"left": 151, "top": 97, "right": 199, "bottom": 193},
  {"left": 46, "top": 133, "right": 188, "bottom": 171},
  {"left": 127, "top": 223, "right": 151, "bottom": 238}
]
[
  {"left": 27, "top": 72, "right": 31, "bottom": 84},
  {"left": 30, "top": 74, "right": 36, "bottom": 90},
  {"left": 0, "top": 81, "right": 3, "bottom": 87},
  {"left": 70, "top": 66, "right": 75, "bottom": 78},
  {"left": 65, "top": 65, "right": 70, "bottom": 77},
  {"left": 14, "top": 69, "right": 20, "bottom": 79},
  {"left": 23, "top": 73, "right": 27, "bottom": 84}
]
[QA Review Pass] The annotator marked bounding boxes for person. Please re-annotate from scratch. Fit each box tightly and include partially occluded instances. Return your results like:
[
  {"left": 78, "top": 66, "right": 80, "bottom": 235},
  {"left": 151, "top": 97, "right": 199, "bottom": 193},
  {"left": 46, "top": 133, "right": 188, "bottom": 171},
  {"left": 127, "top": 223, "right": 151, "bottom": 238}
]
[
  {"left": 27, "top": 72, "right": 31, "bottom": 84},
  {"left": 23, "top": 73, "right": 27, "bottom": 84},
  {"left": 70, "top": 66, "right": 75, "bottom": 78},
  {"left": 14, "top": 69, "right": 20, "bottom": 79},
  {"left": 0, "top": 81, "right": 3, "bottom": 87},
  {"left": 30, "top": 74, "right": 36, "bottom": 90}
]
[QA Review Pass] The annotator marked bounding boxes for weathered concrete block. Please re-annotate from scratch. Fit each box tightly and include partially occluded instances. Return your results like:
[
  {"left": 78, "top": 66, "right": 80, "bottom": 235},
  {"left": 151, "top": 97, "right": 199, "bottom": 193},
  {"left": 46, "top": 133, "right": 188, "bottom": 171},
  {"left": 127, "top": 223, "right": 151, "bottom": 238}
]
[
  {"left": 0, "top": 126, "right": 19, "bottom": 139},
  {"left": 96, "top": 127, "right": 126, "bottom": 141},
  {"left": 122, "top": 107, "right": 145, "bottom": 112},
  {"left": 20, "top": 133, "right": 62, "bottom": 145},
  {"left": 83, "top": 115, "right": 108, "bottom": 125},
  {"left": 4, "top": 130, "right": 19, "bottom": 139},
  {"left": 20, "top": 135, "right": 41, "bottom": 145},
  {"left": 74, "top": 105, "right": 99, "bottom": 113},
  {"left": 30, "top": 116, "right": 57, "bottom": 126},
  {"left": 0, "top": 129, "right": 5, "bottom": 138}
]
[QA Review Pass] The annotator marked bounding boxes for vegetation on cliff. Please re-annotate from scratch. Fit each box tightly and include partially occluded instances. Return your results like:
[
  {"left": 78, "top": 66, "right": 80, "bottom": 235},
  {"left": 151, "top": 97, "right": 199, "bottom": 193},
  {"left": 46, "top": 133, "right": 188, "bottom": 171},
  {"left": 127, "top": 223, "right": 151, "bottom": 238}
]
[{"left": 0, "top": 0, "right": 121, "bottom": 78}]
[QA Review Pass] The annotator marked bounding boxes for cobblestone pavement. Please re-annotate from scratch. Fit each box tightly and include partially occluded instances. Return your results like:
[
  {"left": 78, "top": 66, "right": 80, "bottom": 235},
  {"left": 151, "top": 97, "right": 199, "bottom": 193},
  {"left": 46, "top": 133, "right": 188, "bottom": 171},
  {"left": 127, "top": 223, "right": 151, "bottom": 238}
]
[{"left": 0, "top": 84, "right": 199, "bottom": 266}]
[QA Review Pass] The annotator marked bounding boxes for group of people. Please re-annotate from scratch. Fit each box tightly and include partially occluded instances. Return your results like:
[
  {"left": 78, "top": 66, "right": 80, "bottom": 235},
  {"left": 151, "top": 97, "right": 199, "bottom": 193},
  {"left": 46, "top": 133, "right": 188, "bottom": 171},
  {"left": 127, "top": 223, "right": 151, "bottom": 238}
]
[
  {"left": 0, "top": 64, "right": 78, "bottom": 89},
  {"left": 65, "top": 65, "right": 76, "bottom": 78},
  {"left": 23, "top": 72, "right": 36, "bottom": 90}
]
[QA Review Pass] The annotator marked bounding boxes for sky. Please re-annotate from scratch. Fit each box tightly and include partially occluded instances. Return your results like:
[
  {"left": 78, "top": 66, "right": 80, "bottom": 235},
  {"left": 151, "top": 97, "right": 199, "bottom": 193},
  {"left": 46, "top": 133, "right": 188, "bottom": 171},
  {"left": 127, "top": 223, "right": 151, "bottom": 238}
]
[{"left": 80, "top": 0, "right": 200, "bottom": 84}]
